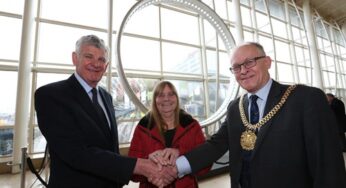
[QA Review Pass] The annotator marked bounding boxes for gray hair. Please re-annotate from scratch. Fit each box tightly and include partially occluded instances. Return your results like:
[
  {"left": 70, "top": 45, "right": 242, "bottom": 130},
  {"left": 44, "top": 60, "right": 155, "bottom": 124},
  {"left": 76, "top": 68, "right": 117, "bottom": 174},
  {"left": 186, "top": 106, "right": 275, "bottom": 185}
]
[
  {"left": 75, "top": 35, "right": 109, "bottom": 61},
  {"left": 233, "top": 41, "right": 267, "bottom": 56},
  {"left": 245, "top": 42, "right": 266, "bottom": 55}
]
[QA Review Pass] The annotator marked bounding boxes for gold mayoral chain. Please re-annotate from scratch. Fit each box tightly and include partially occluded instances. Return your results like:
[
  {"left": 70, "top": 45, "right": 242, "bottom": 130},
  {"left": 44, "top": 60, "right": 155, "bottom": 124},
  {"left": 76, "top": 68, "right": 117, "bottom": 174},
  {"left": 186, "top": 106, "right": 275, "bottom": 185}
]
[{"left": 239, "top": 85, "right": 297, "bottom": 151}]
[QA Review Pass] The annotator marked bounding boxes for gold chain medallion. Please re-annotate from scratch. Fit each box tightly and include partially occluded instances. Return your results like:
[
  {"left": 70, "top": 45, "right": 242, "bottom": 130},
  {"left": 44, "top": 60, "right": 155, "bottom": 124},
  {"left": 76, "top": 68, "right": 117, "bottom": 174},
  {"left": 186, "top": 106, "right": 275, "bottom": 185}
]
[
  {"left": 239, "top": 85, "right": 296, "bottom": 151},
  {"left": 240, "top": 130, "right": 257, "bottom": 150}
]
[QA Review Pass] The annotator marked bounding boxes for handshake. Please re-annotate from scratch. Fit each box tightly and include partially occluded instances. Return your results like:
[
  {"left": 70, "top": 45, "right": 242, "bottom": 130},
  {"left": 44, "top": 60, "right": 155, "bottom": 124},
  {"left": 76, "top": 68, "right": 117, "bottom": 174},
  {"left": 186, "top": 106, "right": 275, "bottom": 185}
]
[{"left": 134, "top": 148, "right": 180, "bottom": 188}]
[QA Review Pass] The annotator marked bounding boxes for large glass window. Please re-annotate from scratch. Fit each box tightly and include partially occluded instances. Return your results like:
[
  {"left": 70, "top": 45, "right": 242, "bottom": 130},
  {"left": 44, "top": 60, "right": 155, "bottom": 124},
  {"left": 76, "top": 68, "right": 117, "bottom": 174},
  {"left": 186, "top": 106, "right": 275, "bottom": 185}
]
[
  {"left": 40, "top": 0, "right": 108, "bottom": 29},
  {"left": 0, "top": 71, "right": 18, "bottom": 157},
  {"left": 214, "top": 0, "right": 228, "bottom": 20},
  {"left": 120, "top": 36, "right": 161, "bottom": 71},
  {"left": 277, "top": 63, "right": 294, "bottom": 83},
  {"left": 298, "top": 66, "right": 310, "bottom": 85},
  {"left": 162, "top": 42, "right": 202, "bottom": 74},
  {"left": 268, "top": 0, "right": 285, "bottom": 20},
  {"left": 275, "top": 40, "right": 290, "bottom": 63},
  {"left": 37, "top": 24, "right": 106, "bottom": 65},
  {"left": 1, "top": 0, "right": 346, "bottom": 157},
  {"left": 0, "top": 71, "right": 18, "bottom": 125},
  {"left": 113, "top": 0, "right": 137, "bottom": 29},
  {"left": 0, "top": 17, "right": 22, "bottom": 61},
  {"left": 122, "top": 5, "right": 160, "bottom": 38},
  {"left": 161, "top": 8, "right": 200, "bottom": 45},
  {"left": 289, "top": 7, "right": 301, "bottom": 27},
  {"left": 0, "top": 0, "right": 25, "bottom": 14},
  {"left": 0, "top": 128, "right": 13, "bottom": 156},
  {"left": 241, "top": 6, "right": 252, "bottom": 27},
  {"left": 204, "top": 20, "right": 217, "bottom": 48},
  {"left": 271, "top": 18, "right": 287, "bottom": 39},
  {"left": 256, "top": 12, "right": 271, "bottom": 33}
]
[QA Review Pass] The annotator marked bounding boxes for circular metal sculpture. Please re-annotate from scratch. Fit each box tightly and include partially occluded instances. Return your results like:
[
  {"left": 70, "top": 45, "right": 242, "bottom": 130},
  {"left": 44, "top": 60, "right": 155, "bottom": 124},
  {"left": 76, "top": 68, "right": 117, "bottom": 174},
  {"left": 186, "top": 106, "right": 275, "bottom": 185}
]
[{"left": 115, "top": 0, "right": 238, "bottom": 126}]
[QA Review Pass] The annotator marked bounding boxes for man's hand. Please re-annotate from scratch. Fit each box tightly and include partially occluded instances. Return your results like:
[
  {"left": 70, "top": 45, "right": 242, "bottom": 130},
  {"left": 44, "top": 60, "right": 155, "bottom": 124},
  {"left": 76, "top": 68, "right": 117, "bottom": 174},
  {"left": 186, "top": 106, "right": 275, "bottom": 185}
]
[
  {"left": 150, "top": 165, "right": 178, "bottom": 187},
  {"left": 133, "top": 158, "right": 177, "bottom": 187}
]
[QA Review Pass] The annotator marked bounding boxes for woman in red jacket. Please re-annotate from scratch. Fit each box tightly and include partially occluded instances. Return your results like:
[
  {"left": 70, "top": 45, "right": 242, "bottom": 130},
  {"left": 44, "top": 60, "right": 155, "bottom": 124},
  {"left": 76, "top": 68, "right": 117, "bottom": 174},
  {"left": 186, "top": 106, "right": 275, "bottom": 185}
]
[{"left": 128, "top": 81, "right": 210, "bottom": 188}]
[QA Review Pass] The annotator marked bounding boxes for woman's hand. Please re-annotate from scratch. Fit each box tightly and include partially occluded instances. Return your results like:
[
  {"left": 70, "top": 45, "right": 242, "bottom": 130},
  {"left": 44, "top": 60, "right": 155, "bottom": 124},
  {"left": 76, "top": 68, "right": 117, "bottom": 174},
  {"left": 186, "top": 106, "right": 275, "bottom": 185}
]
[
  {"left": 148, "top": 150, "right": 169, "bottom": 166},
  {"left": 148, "top": 148, "right": 179, "bottom": 166},
  {"left": 161, "top": 148, "right": 179, "bottom": 166}
]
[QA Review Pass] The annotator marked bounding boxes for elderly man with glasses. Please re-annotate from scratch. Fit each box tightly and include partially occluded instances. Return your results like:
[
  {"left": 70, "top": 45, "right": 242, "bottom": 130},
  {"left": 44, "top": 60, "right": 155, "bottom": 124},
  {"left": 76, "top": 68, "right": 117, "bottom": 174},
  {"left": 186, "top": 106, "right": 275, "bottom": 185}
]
[{"left": 153, "top": 42, "right": 346, "bottom": 188}]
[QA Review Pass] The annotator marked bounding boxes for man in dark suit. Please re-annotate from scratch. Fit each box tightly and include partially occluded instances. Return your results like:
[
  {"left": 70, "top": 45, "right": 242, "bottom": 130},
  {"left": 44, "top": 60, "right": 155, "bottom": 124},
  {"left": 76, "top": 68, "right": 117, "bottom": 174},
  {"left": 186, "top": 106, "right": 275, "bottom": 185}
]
[
  {"left": 326, "top": 93, "right": 346, "bottom": 152},
  {"left": 172, "top": 42, "right": 346, "bottom": 188},
  {"left": 35, "top": 35, "right": 174, "bottom": 188}
]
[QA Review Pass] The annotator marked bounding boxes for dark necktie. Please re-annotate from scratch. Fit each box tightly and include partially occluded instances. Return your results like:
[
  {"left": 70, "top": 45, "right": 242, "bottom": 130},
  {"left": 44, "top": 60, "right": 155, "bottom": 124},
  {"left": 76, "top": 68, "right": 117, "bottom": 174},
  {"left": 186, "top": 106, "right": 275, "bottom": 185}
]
[
  {"left": 240, "top": 94, "right": 259, "bottom": 188},
  {"left": 250, "top": 95, "right": 259, "bottom": 124},
  {"left": 91, "top": 88, "right": 109, "bottom": 127},
  {"left": 92, "top": 89, "right": 119, "bottom": 154}
]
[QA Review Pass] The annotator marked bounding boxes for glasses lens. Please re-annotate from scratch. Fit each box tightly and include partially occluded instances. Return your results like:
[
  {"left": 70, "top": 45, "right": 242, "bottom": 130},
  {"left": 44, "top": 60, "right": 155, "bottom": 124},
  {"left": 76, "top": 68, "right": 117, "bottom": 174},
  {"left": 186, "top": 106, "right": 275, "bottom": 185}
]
[
  {"left": 230, "top": 56, "right": 264, "bottom": 73},
  {"left": 230, "top": 66, "right": 240, "bottom": 73},
  {"left": 244, "top": 60, "right": 256, "bottom": 69}
]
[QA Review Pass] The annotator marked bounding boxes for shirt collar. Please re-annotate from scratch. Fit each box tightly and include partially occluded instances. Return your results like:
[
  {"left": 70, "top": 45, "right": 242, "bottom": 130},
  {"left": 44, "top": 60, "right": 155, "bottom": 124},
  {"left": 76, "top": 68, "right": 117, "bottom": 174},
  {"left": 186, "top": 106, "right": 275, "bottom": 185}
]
[
  {"left": 74, "top": 72, "right": 96, "bottom": 93},
  {"left": 247, "top": 78, "right": 273, "bottom": 101}
]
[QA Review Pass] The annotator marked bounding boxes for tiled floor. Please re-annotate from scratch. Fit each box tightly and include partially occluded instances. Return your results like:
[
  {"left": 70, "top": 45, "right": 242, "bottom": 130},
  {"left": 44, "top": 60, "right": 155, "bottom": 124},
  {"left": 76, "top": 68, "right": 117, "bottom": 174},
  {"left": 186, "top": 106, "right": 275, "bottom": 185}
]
[{"left": 1, "top": 153, "right": 345, "bottom": 188}]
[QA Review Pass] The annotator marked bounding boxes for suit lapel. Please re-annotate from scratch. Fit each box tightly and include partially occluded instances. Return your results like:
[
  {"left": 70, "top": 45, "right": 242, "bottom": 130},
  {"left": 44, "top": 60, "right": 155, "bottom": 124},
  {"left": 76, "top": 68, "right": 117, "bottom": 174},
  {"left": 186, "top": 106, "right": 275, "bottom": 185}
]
[
  {"left": 67, "top": 75, "right": 113, "bottom": 142},
  {"left": 99, "top": 88, "right": 119, "bottom": 152},
  {"left": 252, "top": 81, "right": 285, "bottom": 157},
  {"left": 67, "top": 75, "right": 98, "bottom": 120}
]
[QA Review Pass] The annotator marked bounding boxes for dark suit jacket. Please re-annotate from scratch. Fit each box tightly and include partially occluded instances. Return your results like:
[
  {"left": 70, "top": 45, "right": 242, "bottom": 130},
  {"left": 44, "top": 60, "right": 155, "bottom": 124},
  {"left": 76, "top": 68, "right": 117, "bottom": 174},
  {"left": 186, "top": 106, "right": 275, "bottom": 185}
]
[
  {"left": 35, "top": 75, "right": 137, "bottom": 188},
  {"left": 330, "top": 97, "right": 346, "bottom": 150},
  {"left": 185, "top": 80, "right": 346, "bottom": 188},
  {"left": 330, "top": 97, "right": 346, "bottom": 130}
]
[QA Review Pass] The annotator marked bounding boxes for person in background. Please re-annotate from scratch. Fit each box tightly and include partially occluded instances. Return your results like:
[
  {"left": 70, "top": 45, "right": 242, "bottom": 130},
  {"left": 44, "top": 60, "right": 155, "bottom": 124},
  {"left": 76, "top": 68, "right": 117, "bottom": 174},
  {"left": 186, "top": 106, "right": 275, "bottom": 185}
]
[
  {"left": 326, "top": 93, "right": 346, "bottom": 152},
  {"left": 128, "top": 81, "right": 210, "bottom": 188},
  {"left": 169, "top": 42, "right": 346, "bottom": 188},
  {"left": 35, "top": 35, "right": 174, "bottom": 188}
]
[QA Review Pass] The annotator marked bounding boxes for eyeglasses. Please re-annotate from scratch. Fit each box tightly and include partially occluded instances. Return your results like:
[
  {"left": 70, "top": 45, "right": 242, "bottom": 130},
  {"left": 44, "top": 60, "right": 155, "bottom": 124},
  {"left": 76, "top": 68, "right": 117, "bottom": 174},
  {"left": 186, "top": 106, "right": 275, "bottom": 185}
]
[
  {"left": 229, "top": 56, "right": 266, "bottom": 74},
  {"left": 157, "top": 92, "right": 175, "bottom": 98}
]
